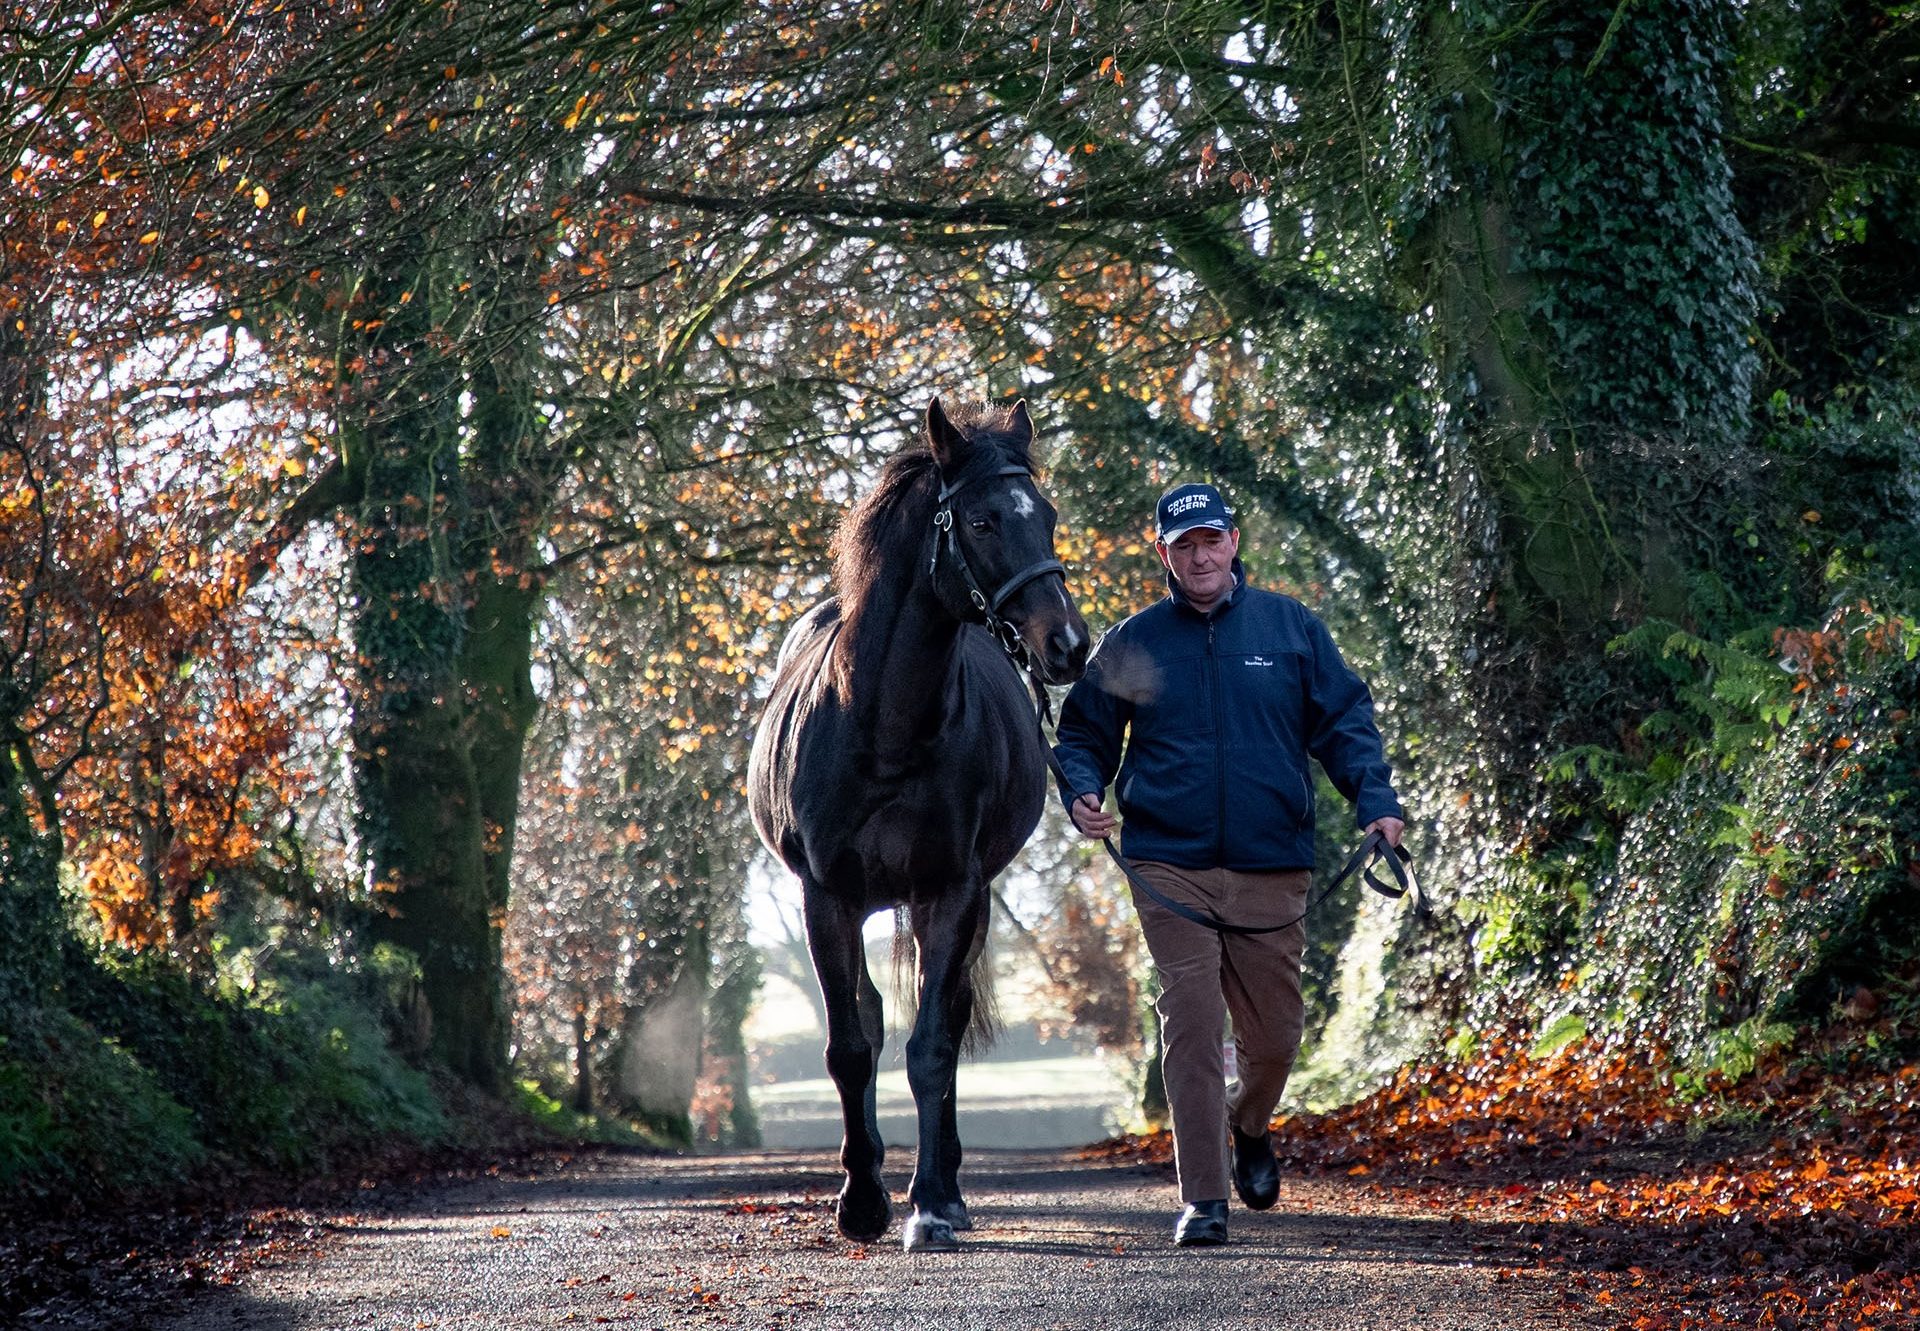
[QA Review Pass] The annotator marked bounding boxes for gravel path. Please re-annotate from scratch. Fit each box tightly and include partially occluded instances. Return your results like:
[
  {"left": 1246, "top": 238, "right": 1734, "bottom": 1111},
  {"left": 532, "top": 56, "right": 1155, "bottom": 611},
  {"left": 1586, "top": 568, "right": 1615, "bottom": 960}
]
[{"left": 133, "top": 1147, "right": 1602, "bottom": 1331}]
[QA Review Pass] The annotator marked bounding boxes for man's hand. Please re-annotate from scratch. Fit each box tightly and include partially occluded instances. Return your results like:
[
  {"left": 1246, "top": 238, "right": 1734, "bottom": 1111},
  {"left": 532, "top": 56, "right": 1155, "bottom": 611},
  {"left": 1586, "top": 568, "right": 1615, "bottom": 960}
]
[
  {"left": 1366, "top": 816, "right": 1405, "bottom": 849},
  {"left": 1070, "top": 792, "right": 1117, "bottom": 840}
]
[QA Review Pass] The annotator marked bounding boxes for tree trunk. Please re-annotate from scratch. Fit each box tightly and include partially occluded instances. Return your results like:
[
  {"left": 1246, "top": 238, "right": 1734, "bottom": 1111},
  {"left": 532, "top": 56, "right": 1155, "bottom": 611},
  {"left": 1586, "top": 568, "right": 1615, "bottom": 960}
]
[
  {"left": 0, "top": 315, "right": 65, "bottom": 1006},
  {"left": 348, "top": 254, "right": 548, "bottom": 1092},
  {"left": 572, "top": 1003, "right": 595, "bottom": 1114},
  {"left": 703, "top": 915, "right": 763, "bottom": 1148},
  {"left": 353, "top": 486, "right": 543, "bottom": 1089},
  {"left": 0, "top": 743, "right": 61, "bottom": 1006},
  {"left": 459, "top": 336, "right": 545, "bottom": 953},
  {"left": 1410, "top": 0, "right": 1758, "bottom": 639},
  {"left": 616, "top": 922, "right": 709, "bottom": 1146},
  {"left": 1138, "top": 975, "right": 1168, "bottom": 1130}
]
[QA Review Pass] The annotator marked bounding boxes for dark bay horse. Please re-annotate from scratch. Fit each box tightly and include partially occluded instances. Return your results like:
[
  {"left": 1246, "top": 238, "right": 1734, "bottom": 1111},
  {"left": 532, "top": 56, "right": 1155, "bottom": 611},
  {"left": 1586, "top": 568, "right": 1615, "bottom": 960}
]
[{"left": 748, "top": 398, "right": 1089, "bottom": 1251}]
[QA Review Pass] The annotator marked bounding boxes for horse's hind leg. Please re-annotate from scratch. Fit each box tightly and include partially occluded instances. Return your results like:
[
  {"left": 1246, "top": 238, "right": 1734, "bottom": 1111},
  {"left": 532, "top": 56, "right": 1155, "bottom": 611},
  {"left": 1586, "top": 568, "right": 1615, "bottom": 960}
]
[
  {"left": 804, "top": 886, "right": 890, "bottom": 1242},
  {"left": 902, "top": 885, "right": 986, "bottom": 1252},
  {"left": 855, "top": 955, "right": 886, "bottom": 1170}
]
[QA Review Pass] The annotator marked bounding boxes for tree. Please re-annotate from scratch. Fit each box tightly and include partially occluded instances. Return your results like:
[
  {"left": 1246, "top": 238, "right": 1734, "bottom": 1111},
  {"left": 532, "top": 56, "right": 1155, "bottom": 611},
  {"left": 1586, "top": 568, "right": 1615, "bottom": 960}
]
[
  {"left": 2, "top": 2, "right": 325, "bottom": 994},
  {"left": 9, "top": 0, "right": 1912, "bottom": 1125},
  {"left": 168, "top": 0, "right": 789, "bottom": 1086},
  {"left": 577, "top": 0, "right": 1918, "bottom": 1063}
]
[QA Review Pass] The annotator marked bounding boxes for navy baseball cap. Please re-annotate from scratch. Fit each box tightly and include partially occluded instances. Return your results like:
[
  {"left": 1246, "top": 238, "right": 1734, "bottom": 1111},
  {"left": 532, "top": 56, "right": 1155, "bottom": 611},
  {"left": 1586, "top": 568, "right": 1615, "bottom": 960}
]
[{"left": 1155, "top": 483, "right": 1236, "bottom": 541}]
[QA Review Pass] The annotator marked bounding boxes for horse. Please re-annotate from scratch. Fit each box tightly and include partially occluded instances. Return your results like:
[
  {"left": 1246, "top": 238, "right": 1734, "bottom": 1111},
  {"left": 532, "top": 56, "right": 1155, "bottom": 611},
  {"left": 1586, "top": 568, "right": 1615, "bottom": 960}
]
[{"left": 748, "top": 398, "right": 1090, "bottom": 1252}]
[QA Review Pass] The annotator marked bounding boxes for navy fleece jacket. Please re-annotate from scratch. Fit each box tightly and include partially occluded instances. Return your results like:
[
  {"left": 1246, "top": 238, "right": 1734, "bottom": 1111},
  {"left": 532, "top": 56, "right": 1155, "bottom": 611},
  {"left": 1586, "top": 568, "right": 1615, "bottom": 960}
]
[{"left": 1052, "top": 564, "right": 1403, "bottom": 871}]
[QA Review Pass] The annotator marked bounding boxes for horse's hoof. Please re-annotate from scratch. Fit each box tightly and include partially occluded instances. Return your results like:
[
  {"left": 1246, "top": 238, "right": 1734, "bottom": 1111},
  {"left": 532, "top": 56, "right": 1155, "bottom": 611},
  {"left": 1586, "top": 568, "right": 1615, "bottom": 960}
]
[
  {"left": 836, "top": 1186, "right": 890, "bottom": 1242},
  {"left": 903, "top": 1211, "right": 960, "bottom": 1252},
  {"left": 936, "top": 1200, "right": 972, "bottom": 1232}
]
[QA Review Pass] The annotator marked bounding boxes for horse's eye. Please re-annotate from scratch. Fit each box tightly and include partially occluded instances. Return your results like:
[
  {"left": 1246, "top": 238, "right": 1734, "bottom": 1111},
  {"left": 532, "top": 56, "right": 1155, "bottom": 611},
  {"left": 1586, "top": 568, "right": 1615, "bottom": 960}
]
[{"left": 968, "top": 515, "right": 993, "bottom": 533}]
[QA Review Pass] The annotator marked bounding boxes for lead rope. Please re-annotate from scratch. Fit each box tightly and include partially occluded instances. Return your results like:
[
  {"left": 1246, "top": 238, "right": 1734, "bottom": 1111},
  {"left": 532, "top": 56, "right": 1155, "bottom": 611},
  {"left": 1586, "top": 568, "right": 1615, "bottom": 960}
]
[{"left": 1023, "top": 668, "right": 1430, "bottom": 935}]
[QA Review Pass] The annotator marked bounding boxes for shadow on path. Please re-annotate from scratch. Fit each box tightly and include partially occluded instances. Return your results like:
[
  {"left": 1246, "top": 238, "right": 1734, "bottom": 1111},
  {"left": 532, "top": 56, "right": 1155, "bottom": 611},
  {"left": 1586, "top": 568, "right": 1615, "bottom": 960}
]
[{"left": 121, "top": 1146, "right": 1609, "bottom": 1331}]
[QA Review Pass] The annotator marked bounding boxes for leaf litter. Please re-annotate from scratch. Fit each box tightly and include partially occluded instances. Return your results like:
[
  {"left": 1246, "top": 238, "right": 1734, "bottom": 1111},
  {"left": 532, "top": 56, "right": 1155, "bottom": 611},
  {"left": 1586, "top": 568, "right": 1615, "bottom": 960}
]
[{"left": 1087, "top": 1023, "right": 1919, "bottom": 1329}]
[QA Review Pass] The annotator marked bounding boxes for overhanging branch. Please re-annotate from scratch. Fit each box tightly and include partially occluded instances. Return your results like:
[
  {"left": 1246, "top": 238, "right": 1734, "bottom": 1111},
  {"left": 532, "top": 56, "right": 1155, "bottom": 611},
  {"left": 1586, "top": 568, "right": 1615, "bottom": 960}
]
[{"left": 602, "top": 179, "right": 1253, "bottom": 232}]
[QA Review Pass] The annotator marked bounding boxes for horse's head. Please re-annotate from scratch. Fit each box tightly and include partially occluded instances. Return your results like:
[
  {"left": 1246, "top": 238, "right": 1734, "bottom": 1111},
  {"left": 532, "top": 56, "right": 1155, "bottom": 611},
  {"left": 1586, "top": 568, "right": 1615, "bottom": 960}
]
[{"left": 924, "top": 397, "right": 1089, "bottom": 686}]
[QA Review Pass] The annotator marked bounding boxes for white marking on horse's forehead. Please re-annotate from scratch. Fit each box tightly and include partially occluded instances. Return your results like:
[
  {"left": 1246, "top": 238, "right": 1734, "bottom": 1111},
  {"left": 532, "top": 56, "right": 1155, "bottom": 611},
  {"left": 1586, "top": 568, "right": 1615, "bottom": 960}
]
[{"left": 1009, "top": 485, "right": 1035, "bottom": 518}]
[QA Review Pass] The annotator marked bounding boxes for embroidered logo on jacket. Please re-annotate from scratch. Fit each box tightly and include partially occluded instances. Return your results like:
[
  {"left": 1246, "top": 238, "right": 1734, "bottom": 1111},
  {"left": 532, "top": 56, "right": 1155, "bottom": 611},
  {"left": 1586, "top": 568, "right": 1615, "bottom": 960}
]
[{"left": 1244, "top": 655, "right": 1273, "bottom": 667}]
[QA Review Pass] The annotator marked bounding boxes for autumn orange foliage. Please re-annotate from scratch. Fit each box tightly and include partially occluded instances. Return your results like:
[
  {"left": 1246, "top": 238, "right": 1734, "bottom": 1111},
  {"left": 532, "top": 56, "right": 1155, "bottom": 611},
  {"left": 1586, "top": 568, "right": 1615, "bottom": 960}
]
[
  {"left": 1091, "top": 1026, "right": 1920, "bottom": 1329},
  {"left": 3, "top": 1, "right": 330, "bottom": 963},
  {"left": 4, "top": 444, "right": 313, "bottom": 953},
  {"left": 62, "top": 557, "right": 308, "bottom": 954}
]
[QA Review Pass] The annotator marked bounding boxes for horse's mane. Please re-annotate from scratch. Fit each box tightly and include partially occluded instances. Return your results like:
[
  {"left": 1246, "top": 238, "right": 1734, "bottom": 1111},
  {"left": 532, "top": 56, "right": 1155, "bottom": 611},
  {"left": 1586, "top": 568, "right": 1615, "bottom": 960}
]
[
  {"left": 832, "top": 448, "right": 940, "bottom": 624},
  {"left": 828, "top": 403, "right": 1034, "bottom": 689}
]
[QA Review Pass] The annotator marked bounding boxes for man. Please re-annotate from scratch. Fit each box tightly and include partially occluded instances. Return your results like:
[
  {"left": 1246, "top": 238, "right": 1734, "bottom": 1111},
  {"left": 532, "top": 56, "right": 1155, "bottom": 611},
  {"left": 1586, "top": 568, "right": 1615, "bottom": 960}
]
[{"left": 1052, "top": 481, "right": 1405, "bottom": 1247}]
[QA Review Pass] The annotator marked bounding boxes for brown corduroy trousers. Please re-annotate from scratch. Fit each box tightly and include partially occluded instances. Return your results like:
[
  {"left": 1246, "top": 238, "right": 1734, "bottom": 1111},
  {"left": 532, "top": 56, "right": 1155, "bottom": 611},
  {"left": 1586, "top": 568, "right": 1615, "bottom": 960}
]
[{"left": 1130, "top": 861, "right": 1311, "bottom": 1205}]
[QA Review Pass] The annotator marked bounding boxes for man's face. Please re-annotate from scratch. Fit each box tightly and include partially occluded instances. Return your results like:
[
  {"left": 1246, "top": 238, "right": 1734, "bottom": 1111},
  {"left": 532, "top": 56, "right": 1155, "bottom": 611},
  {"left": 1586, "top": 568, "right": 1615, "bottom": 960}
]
[{"left": 1157, "top": 526, "right": 1240, "bottom": 610}]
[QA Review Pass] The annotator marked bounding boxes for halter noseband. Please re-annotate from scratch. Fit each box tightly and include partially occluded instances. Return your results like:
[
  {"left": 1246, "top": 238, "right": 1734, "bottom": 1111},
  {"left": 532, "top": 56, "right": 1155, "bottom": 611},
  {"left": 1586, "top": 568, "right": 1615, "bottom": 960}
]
[{"left": 930, "top": 463, "right": 1067, "bottom": 666}]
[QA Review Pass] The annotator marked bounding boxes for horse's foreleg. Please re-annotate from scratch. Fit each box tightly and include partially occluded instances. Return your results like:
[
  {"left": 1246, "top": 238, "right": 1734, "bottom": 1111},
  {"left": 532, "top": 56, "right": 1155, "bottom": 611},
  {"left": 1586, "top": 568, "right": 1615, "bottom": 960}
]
[
  {"left": 935, "top": 978, "right": 972, "bottom": 1233},
  {"left": 934, "top": 900, "right": 990, "bottom": 1234},
  {"left": 804, "top": 887, "right": 890, "bottom": 1242},
  {"left": 902, "top": 886, "right": 984, "bottom": 1252}
]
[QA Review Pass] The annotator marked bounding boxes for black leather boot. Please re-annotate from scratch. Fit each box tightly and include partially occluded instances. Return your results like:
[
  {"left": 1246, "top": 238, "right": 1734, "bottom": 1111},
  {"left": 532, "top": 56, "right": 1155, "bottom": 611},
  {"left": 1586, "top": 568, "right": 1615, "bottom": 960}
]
[
  {"left": 1173, "top": 1198, "right": 1229, "bottom": 1246},
  {"left": 1231, "top": 1125, "right": 1280, "bottom": 1211}
]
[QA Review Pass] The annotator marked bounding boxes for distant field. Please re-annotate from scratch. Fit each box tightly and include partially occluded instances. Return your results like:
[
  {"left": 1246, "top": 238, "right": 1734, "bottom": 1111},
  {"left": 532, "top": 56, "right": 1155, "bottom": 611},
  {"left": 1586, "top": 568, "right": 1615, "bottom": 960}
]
[{"left": 752, "top": 1053, "right": 1134, "bottom": 1149}]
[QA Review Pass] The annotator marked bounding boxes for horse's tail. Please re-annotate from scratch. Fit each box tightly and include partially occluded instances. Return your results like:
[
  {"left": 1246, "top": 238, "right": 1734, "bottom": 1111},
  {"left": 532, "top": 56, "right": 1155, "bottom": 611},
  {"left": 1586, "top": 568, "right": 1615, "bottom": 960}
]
[
  {"left": 962, "top": 926, "right": 1000, "bottom": 1057},
  {"left": 891, "top": 906, "right": 913, "bottom": 1030},
  {"left": 891, "top": 904, "right": 999, "bottom": 1057}
]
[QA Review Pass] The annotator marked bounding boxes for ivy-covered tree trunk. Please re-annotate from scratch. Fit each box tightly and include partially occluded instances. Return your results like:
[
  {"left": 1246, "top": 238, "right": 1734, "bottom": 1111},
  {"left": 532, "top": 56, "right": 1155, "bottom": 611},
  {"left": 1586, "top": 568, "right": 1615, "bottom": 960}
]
[
  {"left": 615, "top": 916, "right": 709, "bottom": 1145},
  {"left": 704, "top": 918, "right": 763, "bottom": 1148},
  {"left": 1409, "top": 0, "right": 1759, "bottom": 638},
  {"left": 348, "top": 255, "right": 549, "bottom": 1092},
  {"left": 0, "top": 744, "right": 61, "bottom": 1006},
  {"left": 0, "top": 316, "right": 65, "bottom": 1007},
  {"left": 1276, "top": 0, "right": 1774, "bottom": 1066},
  {"left": 351, "top": 390, "right": 499, "bottom": 1084}
]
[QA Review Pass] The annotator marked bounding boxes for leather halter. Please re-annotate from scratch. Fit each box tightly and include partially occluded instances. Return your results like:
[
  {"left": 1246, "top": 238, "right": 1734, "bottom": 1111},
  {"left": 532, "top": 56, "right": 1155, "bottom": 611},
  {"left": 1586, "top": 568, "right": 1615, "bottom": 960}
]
[{"left": 930, "top": 463, "right": 1067, "bottom": 666}]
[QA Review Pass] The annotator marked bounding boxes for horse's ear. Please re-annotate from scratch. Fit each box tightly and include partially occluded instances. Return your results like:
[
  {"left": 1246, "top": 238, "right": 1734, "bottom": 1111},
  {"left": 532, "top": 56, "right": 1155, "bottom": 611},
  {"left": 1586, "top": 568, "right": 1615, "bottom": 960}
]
[
  {"left": 926, "top": 397, "right": 970, "bottom": 470},
  {"left": 1006, "top": 398, "right": 1035, "bottom": 450}
]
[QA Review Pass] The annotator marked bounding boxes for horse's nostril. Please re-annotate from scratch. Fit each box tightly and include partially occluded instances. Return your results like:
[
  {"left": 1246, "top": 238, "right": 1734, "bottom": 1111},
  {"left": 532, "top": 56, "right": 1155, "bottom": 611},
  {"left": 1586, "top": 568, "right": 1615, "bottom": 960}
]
[{"left": 1046, "top": 625, "right": 1090, "bottom": 678}]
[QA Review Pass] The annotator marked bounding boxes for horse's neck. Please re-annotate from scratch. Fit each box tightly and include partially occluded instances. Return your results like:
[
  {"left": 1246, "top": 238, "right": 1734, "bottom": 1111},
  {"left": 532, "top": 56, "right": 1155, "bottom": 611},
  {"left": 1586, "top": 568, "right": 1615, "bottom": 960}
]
[{"left": 840, "top": 558, "right": 962, "bottom": 771}]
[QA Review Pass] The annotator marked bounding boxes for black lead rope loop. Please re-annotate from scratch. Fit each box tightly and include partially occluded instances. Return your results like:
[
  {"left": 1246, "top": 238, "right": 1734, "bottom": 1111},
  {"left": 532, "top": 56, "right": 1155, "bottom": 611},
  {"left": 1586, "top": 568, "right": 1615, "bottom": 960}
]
[{"left": 1345, "top": 830, "right": 1429, "bottom": 919}]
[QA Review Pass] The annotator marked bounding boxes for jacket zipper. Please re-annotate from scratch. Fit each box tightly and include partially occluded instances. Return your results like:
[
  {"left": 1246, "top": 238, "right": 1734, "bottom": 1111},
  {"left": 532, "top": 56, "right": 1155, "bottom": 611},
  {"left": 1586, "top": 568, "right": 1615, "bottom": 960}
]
[{"left": 1208, "top": 618, "right": 1225, "bottom": 866}]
